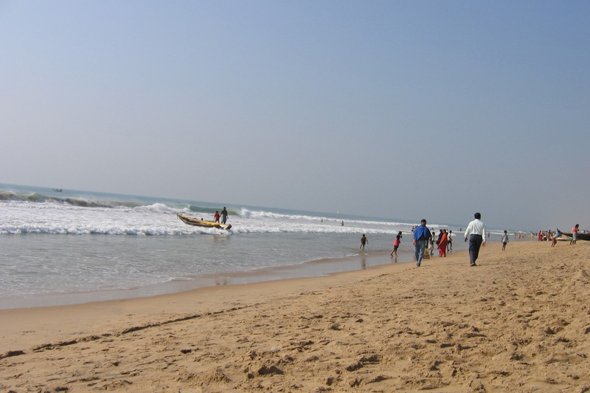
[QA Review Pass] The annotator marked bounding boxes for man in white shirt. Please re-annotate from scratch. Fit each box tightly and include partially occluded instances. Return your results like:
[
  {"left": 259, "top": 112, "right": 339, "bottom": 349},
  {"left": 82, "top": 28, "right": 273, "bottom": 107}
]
[{"left": 464, "top": 212, "right": 486, "bottom": 266}]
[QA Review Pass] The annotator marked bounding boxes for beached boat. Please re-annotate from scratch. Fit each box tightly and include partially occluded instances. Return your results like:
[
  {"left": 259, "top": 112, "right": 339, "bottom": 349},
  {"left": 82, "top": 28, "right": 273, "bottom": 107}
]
[
  {"left": 560, "top": 232, "right": 590, "bottom": 241},
  {"left": 177, "top": 213, "right": 232, "bottom": 230}
]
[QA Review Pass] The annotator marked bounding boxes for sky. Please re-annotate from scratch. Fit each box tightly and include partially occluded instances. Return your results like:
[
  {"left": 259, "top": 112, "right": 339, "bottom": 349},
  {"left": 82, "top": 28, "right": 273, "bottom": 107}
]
[{"left": 1, "top": 0, "right": 589, "bottom": 230}]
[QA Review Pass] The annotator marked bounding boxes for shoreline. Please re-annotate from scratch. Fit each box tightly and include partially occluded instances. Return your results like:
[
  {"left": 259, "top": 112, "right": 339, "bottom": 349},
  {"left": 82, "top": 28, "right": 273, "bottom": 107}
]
[
  {"left": 0, "top": 247, "right": 419, "bottom": 352},
  {"left": 0, "top": 245, "right": 421, "bottom": 310},
  {"left": 1, "top": 231, "right": 474, "bottom": 310},
  {"left": 0, "top": 239, "right": 467, "bottom": 350},
  {"left": 2, "top": 241, "right": 589, "bottom": 392}
]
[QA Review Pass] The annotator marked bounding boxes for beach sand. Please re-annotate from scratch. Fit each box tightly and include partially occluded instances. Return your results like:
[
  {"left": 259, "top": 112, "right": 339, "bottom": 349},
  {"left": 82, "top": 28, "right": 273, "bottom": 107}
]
[{"left": 1, "top": 241, "right": 589, "bottom": 392}]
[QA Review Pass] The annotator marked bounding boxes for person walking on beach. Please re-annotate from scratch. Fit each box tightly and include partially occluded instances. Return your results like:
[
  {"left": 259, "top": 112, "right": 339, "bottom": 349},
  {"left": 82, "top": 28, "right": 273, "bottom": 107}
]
[
  {"left": 220, "top": 207, "right": 228, "bottom": 224},
  {"left": 360, "top": 234, "right": 368, "bottom": 250},
  {"left": 436, "top": 229, "right": 443, "bottom": 248},
  {"left": 550, "top": 233, "right": 557, "bottom": 247},
  {"left": 464, "top": 212, "right": 486, "bottom": 266},
  {"left": 428, "top": 230, "right": 435, "bottom": 256},
  {"left": 413, "top": 219, "right": 432, "bottom": 267},
  {"left": 391, "top": 231, "right": 402, "bottom": 257},
  {"left": 501, "top": 230, "right": 509, "bottom": 251},
  {"left": 438, "top": 229, "right": 448, "bottom": 257},
  {"left": 447, "top": 230, "right": 453, "bottom": 253},
  {"left": 570, "top": 224, "right": 579, "bottom": 245},
  {"left": 552, "top": 229, "right": 561, "bottom": 247}
]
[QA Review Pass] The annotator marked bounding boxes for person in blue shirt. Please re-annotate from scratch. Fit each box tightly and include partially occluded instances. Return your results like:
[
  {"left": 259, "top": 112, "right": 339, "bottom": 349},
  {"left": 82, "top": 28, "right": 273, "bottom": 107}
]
[{"left": 413, "top": 219, "right": 432, "bottom": 267}]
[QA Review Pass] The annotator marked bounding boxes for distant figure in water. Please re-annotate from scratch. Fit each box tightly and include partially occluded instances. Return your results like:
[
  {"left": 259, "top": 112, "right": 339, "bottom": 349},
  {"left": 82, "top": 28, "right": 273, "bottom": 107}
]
[
  {"left": 341, "top": 220, "right": 344, "bottom": 226},
  {"left": 360, "top": 234, "right": 368, "bottom": 250},
  {"left": 214, "top": 210, "right": 220, "bottom": 223},
  {"left": 220, "top": 207, "right": 228, "bottom": 224},
  {"left": 391, "top": 231, "right": 402, "bottom": 257}
]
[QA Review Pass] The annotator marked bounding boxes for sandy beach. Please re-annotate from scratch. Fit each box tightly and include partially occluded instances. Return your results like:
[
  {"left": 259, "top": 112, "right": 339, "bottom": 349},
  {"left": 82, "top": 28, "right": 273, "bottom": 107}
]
[{"left": 1, "top": 241, "right": 589, "bottom": 392}]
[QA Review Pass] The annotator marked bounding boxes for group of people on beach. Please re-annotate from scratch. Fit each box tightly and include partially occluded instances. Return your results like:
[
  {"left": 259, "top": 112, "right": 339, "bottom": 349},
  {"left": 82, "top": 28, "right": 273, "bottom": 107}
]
[
  {"left": 535, "top": 224, "right": 582, "bottom": 246},
  {"left": 413, "top": 212, "right": 487, "bottom": 267},
  {"left": 360, "top": 212, "right": 491, "bottom": 268},
  {"left": 537, "top": 229, "right": 561, "bottom": 246},
  {"left": 434, "top": 229, "right": 452, "bottom": 257},
  {"left": 409, "top": 228, "right": 454, "bottom": 258}
]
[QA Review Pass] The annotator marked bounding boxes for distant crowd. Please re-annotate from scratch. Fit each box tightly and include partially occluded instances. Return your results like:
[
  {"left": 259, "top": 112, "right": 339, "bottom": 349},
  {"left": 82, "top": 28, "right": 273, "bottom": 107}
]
[
  {"left": 361, "top": 212, "right": 490, "bottom": 268},
  {"left": 535, "top": 224, "right": 584, "bottom": 246},
  {"left": 410, "top": 213, "right": 488, "bottom": 268},
  {"left": 360, "top": 213, "right": 584, "bottom": 269}
]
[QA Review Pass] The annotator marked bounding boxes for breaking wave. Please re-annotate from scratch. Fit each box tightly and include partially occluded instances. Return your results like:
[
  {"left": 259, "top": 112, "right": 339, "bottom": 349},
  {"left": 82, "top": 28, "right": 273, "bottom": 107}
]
[
  {"left": 0, "top": 191, "right": 141, "bottom": 209},
  {"left": 0, "top": 184, "right": 430, "bottom": 237}
]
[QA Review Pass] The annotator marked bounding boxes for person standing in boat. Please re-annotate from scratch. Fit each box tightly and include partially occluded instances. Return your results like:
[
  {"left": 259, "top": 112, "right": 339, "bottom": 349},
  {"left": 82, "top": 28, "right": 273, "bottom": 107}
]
[{"left": 220, "top": 207, "right": 228, "bottom": 224}]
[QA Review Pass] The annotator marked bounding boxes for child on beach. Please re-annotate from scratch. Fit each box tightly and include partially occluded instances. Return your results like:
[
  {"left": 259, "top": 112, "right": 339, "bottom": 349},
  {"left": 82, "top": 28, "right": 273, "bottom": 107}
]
[
  {"left": 447, "top": 230, "right": 453, "bottom": 253},
  {"left": 428, "top": 232, "right": 435, "bottom": 256},
  {"left": 501, "top": 230, "right": 509, "bottom": 251},
  {"left": 551, "top": 229, "right": 561, "bottom": 247},
  {"left": 391, "top": 231, "right": 402, "bottom": 257}
]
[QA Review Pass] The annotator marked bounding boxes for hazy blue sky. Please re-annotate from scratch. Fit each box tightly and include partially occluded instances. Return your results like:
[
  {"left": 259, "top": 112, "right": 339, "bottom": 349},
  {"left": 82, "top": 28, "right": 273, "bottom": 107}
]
[{"left": 1, "top": 0, "right": 588, "bottom": 230}]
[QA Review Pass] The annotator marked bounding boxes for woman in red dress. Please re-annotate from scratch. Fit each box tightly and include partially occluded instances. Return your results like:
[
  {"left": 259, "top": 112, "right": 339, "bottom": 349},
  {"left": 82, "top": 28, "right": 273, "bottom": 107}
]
[{"left": 438, "top": 229, "right": 448, "bottom": 257}]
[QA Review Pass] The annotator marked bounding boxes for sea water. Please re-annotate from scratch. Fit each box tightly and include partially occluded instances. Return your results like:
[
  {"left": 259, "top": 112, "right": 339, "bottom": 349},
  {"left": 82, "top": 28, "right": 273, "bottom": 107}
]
[{"left": 0, "top": 183, "right": 473, "bottom": 309}]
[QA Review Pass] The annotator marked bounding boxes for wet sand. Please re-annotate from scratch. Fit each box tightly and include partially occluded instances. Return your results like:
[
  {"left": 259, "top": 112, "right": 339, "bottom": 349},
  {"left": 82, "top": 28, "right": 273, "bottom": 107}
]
[
  {"left": 0, "top": 246, "right": 419, "bottom": 310},
  {"left": 1, "top": 241, "right": 589, "bottom": 392}
]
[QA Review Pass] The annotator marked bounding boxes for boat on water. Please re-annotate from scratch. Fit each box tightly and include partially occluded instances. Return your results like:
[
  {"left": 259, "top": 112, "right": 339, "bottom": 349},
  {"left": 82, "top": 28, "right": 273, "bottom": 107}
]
[
  {"left": 561, "top": 232, "right": 590, "bottom": 241},
  {"left": 177, "top": 213, "right": 232, "bottom": 230}
]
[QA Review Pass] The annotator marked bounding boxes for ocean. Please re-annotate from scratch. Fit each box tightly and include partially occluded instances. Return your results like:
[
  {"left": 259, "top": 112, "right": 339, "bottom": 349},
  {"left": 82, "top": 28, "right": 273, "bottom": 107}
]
[{"left": 0, "top": 183, "right": 473, "bottom": 309}]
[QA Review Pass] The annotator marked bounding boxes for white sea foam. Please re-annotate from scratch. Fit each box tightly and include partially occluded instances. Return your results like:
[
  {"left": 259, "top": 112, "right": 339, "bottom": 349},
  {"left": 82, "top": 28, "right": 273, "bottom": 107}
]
[
  {"left": 0, "top": 199, "right": 420, "bottom": 236},
  {"left": 0, "top": 184, "right": 483, "bottom": 308}
]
